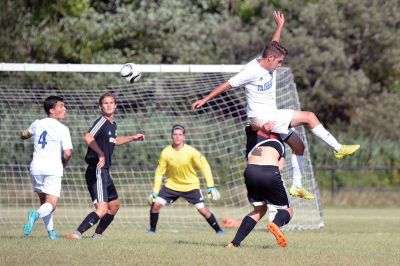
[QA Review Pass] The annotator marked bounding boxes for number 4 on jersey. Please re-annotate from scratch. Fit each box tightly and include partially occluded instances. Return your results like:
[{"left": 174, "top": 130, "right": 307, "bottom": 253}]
[{"left": 38, "top": 131, "right": 48, "bottom": 149}]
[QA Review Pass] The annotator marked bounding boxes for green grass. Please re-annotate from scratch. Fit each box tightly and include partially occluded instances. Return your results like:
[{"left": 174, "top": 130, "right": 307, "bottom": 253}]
[{"left": 1, "top": 208, "right": 400, "bottom": 266}]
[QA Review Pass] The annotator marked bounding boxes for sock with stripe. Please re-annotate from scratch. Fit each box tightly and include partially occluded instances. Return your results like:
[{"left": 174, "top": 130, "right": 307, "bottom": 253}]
[{"left": 77, "top": 211, "right": 100, "bottom": 234}]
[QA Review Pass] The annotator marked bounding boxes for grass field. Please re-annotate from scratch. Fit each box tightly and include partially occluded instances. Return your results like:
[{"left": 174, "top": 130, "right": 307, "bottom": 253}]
[{"left": 1, "top": 207, "right": 399, "bottom": 266}]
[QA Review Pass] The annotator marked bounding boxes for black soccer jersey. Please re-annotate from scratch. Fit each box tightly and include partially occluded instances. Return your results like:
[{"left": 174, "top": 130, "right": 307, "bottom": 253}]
[{"left": 85, "top": 116, "right": 117, "bottom": 169}]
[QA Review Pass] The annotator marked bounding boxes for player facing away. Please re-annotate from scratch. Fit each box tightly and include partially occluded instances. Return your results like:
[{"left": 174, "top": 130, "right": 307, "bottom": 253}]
[
  {"left": 21, "top": 96, "right": 73, "bottom": 240},
  {"left": 228, "top": 125, "right": 292, "bottom": 248},
  {"left": 192, "top": 11, "right": 360, "bottom": 200},
  {"left": 147, "top": 125, "right": 224, "bottom": 234},
  {"left": 67, "top": 92, "right": 145, "bottom": 240}
]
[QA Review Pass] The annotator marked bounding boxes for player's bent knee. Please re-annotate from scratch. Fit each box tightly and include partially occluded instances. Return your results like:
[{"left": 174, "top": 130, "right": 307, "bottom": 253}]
[{"left": 151, "top": 202, "right": 163, "bottom": 212}]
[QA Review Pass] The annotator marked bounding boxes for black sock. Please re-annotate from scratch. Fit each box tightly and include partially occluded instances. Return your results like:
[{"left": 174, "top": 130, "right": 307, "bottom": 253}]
[
  {"left": 77, "top": 211, "right": 100, "bottom": 234},
  {"left": 150, "top": 211, "right": 159, "bottom": 232},
  {"left": 206, "top": 213, "right": 222, "bottom": 233},
  {"left": 231, "top": 216, "right": 257, "bottom": 247},
  {"left": 95, "top": 213, "right": 114, "bottom": 235},
  {"left": 272, "top": 209, "right": 291, "bottom": 227}
]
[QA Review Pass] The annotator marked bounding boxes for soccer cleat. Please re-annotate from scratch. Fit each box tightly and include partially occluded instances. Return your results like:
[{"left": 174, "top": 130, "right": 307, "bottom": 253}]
[
  {"left": 334, "top": 144, "right": 360, "bottom": 159},
  {"left": 47, "top": 230, "right": 60, "bottom": 240},
  {"left": 92, "top": 233, "right": 104, "bottom": 239},
  {"left": 67, "top": 231, "right": 82, "bottom": 240},
  {"left": 289, "top": 185, "right": 314, "bottom": 200},
  {"left": 267, "top": 222, "right": 287, "bottom": 247},
  {"left": 23, "top": 210, "right": 39, "bottom": 236},
  {"left": 227, "top": 243, "right": 237, "bottom": 249},
  {"left": 216, "top": 230, "right": 225, "bottom": 235},
  {"left": 145, "top": 229, "right": 156, "bottom": 234}
]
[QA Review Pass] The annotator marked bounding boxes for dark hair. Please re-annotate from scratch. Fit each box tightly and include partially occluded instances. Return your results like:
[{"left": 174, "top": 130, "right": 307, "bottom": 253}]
[
  {"left": 261, "top": 41, "right": 288, "bottom": 58},
  {"left": 43, "top": 96, "right": 64, "bottom": 115},
  {"left": 171, "top": 124, "right": 185, "bottom": 134},
  {"left": 99, "top": 92, "right": 117, "bottom": 105}
]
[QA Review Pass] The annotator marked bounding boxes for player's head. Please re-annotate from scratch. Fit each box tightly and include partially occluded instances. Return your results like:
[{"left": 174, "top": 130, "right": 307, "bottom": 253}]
[
  {"left": 43, "top": 95, "right": 66, "bottom": 120},
  {"left": 171, "top": 124, "right": 185, "bottom": 147},
  {"left": 261, "top": 41, "right": 288, "bottom": 71},
  {"left": 99, "top": 92, "right": 117, "bottom": 117}
]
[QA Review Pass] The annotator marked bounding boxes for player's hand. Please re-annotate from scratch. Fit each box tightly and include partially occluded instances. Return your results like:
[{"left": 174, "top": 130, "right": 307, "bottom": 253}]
[
  {"left": 192, "top": 99, "right": 207, "bottom": 110},
  {"left": 207, "top": 187, "right": 221, "bottom": 201},
  {"left": 133, "top": 134, "right": 145, "bottom": 141},
  {"left": 273, "top": 10, "right": 285, "bottom": 28},
  {"left": 97, "top": 154, "right": 105, "bottom": 168},
  {"left": 147, "top": 192, "right": 158, "bottom": 205},
  {"left": 20, "top": 130, "right": 32, "bottom": 140}
]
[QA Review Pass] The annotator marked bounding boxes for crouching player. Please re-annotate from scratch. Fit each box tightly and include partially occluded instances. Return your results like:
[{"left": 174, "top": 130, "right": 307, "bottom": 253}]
[
  {"left": 228, "top": 123, "right": 292, "bottom": 248},
  {"left": 147, "top": 124, "right": 224, "bottom": 234}
]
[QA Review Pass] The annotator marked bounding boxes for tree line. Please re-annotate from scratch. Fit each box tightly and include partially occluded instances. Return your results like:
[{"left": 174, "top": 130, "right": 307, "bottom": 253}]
[{"left": 1, "top": 0, "right": 399, "bottom": 162}]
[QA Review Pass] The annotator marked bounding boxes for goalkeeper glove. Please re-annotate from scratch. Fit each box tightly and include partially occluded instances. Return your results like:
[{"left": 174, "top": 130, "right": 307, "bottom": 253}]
[
  {"left": 147, "top": 192, "right": 158, "bottom": 206},
  {"left": 207, "top": 187, "right": 220, "bottom": 201}
]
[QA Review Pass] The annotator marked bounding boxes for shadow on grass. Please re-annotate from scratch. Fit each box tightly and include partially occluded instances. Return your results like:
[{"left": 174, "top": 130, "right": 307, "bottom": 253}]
[{"left": 174, "top": 240, "right": 275, "bottom": 249}]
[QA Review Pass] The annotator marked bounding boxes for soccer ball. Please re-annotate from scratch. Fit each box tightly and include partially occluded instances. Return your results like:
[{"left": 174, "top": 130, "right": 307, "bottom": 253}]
[{"left": 120, "top": 63, "right": 142, "bottom": 83}]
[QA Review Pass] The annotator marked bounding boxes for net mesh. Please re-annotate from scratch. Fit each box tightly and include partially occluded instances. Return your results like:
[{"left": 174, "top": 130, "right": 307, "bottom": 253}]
[{"left": 0, "top": 67, "right": 323, "bottom": 230}]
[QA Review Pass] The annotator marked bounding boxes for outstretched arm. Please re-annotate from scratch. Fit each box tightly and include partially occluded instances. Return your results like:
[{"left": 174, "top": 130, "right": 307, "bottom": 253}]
[
  {"left": 271, "top": 10, "right": 285, "bottom": 42},
  {"left": 115, "top": 133, "right": 145, "bottom": 145},
  {"left": 192, "top": 82, "right": 232, "bottom": 109}
]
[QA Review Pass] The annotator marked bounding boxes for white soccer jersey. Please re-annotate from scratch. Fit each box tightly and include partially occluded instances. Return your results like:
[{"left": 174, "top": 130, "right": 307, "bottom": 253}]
[
  {"left": 28, "top": 118, "right": 73, "bottom": 176},
  {"left": 228, "top": 57, "right": 278, "bottom": 118}
]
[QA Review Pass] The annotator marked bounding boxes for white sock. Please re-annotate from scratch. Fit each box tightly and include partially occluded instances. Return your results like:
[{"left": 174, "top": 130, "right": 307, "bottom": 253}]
[
  {"left": 43, "top": 213, "right": 54, "bottom": 231},
  {"left": 37, "top": 202, "right": 53, "bottom": 218},
  {"left": 268, "top": 205, "right": 277, "bottom": 222},
  {"left": 291, "top": 154, "right": 303, "bottom": 188},
  {"left": 310, "top": 124, "right": 341, "bottom": 152}
]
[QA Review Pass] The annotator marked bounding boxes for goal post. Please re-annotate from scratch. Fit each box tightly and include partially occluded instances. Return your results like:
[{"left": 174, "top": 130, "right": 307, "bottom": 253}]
[{"left": 0, "top": 63, "right": 324, "bottom": 231}]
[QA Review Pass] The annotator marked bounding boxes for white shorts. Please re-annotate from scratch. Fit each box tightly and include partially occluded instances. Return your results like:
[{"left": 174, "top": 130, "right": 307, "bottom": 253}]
[
  {"left": 30, "top": 175, "right": 61, "bottom": 197},
  {"left": 250, "top": 109, "right": 294, "bottom": 135}
]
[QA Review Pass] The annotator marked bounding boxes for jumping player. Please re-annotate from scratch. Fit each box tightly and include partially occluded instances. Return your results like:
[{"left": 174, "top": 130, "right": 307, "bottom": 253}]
[{"left": 192, "top": 11, "right": 360, "bottom": 200}]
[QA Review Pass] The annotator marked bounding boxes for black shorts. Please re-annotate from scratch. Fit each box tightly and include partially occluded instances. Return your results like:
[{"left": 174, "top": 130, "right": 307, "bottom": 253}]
[
  {"left": 244, "top": 164, "right": 290, "bottom": 208},
  {"left": 85, "top": 166, "right": 118, "bottom": 204},
  {"left": 157, "top": 186, "right": 205, "bottom": 207}
]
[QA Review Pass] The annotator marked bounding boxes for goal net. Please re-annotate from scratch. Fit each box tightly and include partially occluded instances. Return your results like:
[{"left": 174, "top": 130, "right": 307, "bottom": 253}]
[{"left": 0, "top": 64, "right": 324, "bottom": 231}]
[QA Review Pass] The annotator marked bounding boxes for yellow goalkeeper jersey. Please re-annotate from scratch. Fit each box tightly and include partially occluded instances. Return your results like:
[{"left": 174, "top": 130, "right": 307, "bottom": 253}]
[{"left": 152, "top": 144, "right": 214, "bottom": 193}]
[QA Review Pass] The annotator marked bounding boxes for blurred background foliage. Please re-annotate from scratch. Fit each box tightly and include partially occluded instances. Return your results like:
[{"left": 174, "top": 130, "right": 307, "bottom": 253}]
[{"left": 1, "top": 0, "right": 399, "bottom": 176}]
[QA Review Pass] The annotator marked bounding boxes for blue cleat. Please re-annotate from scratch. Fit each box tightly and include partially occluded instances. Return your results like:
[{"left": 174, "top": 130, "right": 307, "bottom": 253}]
[
  {"left": 217, "top": 230, "right": 225, "bottom": 235},
  {"left": 48, "top": 230, "right": 59, "bottom": 240},
  {"left": 23, "top": 210, "right": 39, "bottom": 236}
]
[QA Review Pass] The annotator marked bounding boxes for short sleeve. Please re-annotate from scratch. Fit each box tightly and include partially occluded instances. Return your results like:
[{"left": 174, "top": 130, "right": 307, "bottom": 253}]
[
  {"left": 61, "top": 127, "right": 73, "bottom": 150},
  {"left": 228, "top": 67, "right": 257, "bottom": 88},
  {"left": 28, "top": 120, "right": 37, "bottom": 135}
]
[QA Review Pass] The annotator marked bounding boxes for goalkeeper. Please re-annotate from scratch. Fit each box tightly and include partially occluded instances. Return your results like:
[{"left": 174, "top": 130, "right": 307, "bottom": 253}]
[{"left": 147, "top": 124, "right": 224, "bottom": 234}]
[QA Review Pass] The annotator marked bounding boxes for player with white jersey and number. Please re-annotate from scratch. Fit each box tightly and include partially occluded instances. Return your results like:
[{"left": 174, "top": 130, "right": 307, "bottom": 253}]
[
  {"left": 21, "top": 95, "right": 73, "bottom": 240},
  {"left": 67, "top": 92, "right": 145, "bottom": 240},
  {"left": 192, "top": 11, "right": 360, "bottom": 200}
]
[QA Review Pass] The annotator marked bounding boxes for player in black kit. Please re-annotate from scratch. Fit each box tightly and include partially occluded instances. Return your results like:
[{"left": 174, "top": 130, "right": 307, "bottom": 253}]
[
  {"left": 68, "top": 92, "right": 145, "bottom": 239},
  {"left": 227, "top": 124, "right": 293, "bottom": 248}
]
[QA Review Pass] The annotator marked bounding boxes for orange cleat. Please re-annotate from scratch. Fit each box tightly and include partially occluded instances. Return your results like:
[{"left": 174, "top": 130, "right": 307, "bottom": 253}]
[{"left": 267, "top": 222, "right": 287, "bottom": 247}]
